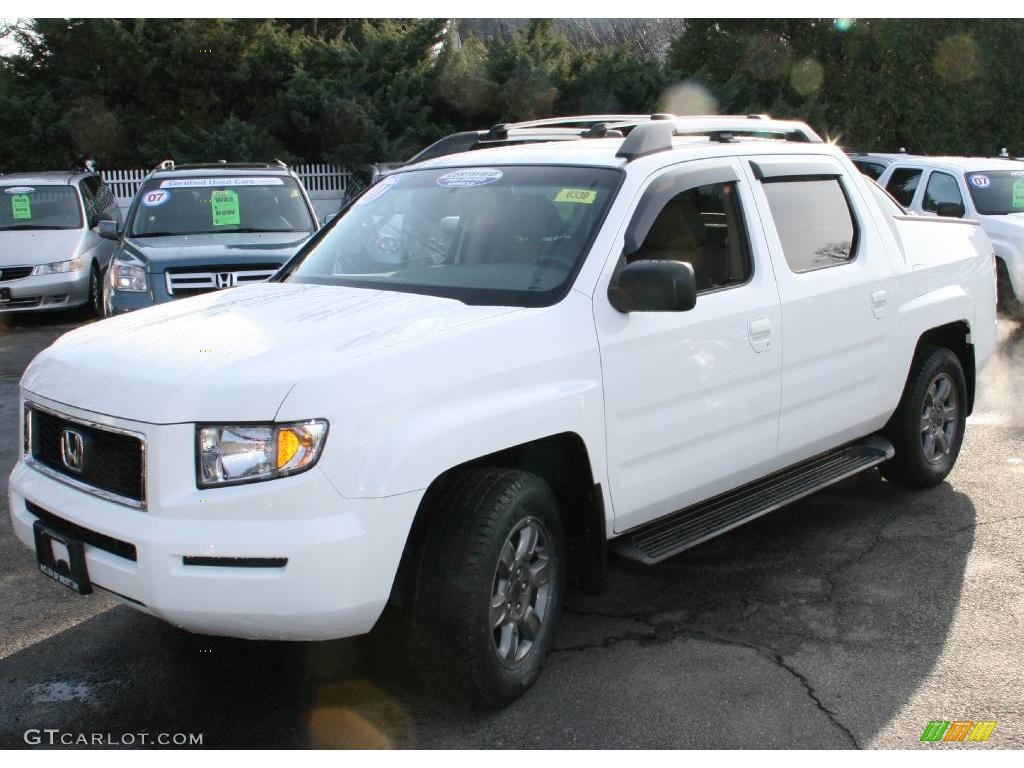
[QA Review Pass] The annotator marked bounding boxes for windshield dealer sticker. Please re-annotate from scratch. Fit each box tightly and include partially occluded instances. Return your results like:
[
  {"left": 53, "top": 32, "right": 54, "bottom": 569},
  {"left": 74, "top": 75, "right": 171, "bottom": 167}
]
[
  {"left": 4, "top": 186, "right": 35, "bottom": 195},
  {"left": 554, "top": 188, "right": 597, "bottom": 205},
  {"left": 11, "top": 194, "right": 31, "bottom": 220},
  {"left": 159, "top": 177, "right": 284, "bottom": 189},
  {"left": 436, "top": 169, "right": 503, "bottom": 189},
  {"left": 970, "top": 174, "right": 991, "bottom": 188},
  {"left": 211, "top": 189, "right": 241, "bottom": 226},
  {"left": 141, "top": 189, "right": 171, "bottom": 207},
  {"left": 1013, "top": 181, "right": 1024, "bottom": 208}
]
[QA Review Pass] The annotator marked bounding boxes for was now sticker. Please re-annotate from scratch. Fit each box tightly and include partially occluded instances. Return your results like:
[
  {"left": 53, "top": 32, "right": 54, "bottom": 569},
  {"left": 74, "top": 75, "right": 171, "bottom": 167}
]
[
  {"left": 1013, "top": 181, "right": 1024, "bottom": 208},
  {"left": 554, "top": 188, "right": 597, "bottom": 205},
  {"left": 211, "top": 189, "right": 240, "bottom": 226},
  {"left": 11, "top": 194, "right": 31, "bottom": 219}
]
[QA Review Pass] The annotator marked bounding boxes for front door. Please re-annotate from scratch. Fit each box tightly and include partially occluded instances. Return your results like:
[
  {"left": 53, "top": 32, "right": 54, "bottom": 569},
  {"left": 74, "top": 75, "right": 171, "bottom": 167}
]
[{"left": 594, "top": 158, "right": 783, "bottom": 533}]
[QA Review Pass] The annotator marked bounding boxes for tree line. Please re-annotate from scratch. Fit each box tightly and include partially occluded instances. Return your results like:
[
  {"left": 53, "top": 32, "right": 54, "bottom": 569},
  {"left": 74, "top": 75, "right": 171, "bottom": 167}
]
[{"left": 1, "top": 18, "right": 1021, "bottom": 172}]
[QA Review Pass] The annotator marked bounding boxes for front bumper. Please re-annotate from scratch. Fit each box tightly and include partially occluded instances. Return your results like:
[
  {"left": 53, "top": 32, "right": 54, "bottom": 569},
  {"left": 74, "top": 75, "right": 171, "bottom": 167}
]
[
  {"left": 0, "top": 269, "right": 91, "bottom": 312},
  {"left": 8, "top": 400, "right": 422, "bottom": 640}
]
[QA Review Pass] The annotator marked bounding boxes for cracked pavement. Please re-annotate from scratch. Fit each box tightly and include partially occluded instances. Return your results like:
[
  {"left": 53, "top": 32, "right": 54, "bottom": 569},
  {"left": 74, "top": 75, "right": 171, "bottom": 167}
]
[{"left": 0, "top": 314, "right": 1021, "bottom": 749}]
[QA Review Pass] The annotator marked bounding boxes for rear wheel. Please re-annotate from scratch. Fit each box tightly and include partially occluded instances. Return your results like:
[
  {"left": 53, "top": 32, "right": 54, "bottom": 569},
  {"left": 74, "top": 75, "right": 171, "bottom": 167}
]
[
  {"left": 406, "top": 468, "right": 565, "bottom": 707},
  {"left": 881, "top": 346, "right": 967, "bottom": 488}
]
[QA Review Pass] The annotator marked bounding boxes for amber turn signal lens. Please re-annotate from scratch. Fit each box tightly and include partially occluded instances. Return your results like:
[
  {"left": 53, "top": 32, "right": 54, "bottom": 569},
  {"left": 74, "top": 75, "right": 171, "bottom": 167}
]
[{"left": 277, "top": 428, "right": 300, "bottom": 469}]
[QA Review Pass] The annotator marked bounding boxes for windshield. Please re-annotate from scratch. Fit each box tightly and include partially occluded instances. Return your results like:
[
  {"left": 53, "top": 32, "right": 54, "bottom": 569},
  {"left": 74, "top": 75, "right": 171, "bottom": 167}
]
[
  {"left": 964, "top": 170, "right": 1024, "bottom": 215},
  {"left": 129, "top": 175, "right": 314, "bottom": 237},
  {"left": 0, "top": 185, "right": 83, "bottom": 230},
  {"left": 280, "top": 165, "right": 621, "bottom": 306}
]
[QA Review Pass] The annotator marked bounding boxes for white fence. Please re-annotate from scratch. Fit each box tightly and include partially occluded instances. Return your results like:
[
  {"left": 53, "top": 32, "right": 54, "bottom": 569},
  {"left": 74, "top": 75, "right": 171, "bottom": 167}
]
[{"left": 101, "top": 163, "right": 354, "bottom": 221}]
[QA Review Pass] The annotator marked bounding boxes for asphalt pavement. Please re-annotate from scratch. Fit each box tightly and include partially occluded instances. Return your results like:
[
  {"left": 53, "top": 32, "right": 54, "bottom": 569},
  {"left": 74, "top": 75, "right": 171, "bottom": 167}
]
[{"left": 0, "top": 310, "right": 1021, "bottom": 749}]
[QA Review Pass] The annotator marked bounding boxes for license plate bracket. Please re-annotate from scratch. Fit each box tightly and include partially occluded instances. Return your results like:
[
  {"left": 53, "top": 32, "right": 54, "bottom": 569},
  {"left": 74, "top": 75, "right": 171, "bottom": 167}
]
[{"left": 33, "top": 520, "right": 93, "bottom": 595}]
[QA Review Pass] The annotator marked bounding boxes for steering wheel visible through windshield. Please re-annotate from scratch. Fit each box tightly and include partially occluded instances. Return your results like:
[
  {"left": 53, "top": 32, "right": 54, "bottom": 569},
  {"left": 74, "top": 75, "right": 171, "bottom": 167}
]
[
  {"left": 130, "top": 175, "right": 314, "bottom": 237},
  {"left": 279, "top": 165, "right": 622, "bottom": 306}
]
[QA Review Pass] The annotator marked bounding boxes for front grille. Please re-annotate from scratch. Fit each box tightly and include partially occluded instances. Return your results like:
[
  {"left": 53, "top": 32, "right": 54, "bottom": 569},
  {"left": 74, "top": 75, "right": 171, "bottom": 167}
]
[
  {"left": 164, "top": 263, "right": 281, "bottom": 296},
  {"left": 26, "top": 500, "right": 138, "bottom": 561},
  {"left": 28, "top": 406, "right": 145, "bottom": 505},
  {"left": 0, "top": 266, "right": 33, "bottom": 282}
]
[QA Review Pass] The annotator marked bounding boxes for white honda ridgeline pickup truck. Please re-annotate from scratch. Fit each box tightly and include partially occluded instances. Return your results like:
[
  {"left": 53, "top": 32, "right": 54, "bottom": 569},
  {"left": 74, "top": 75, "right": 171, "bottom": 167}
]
[{"left": 10, "top": 115, "right": 997, "bottom": 706}]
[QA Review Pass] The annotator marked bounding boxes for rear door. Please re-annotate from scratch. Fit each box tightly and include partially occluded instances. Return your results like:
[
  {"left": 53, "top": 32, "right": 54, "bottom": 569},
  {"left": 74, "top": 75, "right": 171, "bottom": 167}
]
[
  {"left": 744, "top": 155, "right": 898, "bottom": 465},
  {"left": 594, "top": 157, "right": 783, "bottom": 532}
]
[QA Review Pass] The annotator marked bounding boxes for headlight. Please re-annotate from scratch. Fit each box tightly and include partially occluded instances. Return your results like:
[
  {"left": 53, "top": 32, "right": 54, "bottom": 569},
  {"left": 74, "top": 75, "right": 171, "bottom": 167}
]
[
  {"left": 31, "top": 257, "right": 88, "bottom": 276},
  {"left": 108, "top": 259, "right": 148, "bottom": 292},
  {"left": 197, "top": 420, "right": 329, "bottom": 487}
]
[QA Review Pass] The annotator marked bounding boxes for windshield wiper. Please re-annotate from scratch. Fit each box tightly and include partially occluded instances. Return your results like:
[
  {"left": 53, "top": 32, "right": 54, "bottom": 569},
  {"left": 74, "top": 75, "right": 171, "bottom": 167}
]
[{"left": 213, "top": 227, "right": 306, "bottom": 234}]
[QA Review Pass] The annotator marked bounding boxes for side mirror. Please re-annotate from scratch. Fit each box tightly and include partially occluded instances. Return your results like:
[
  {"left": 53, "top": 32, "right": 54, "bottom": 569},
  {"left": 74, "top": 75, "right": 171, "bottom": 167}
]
[
  {"left": 608, "top": 259, "right": 697, "bottom": 313},
  {"left": 97, "top": 220, "right": 121, "bottom": 241},
  {"left": 935, "top": 201, "right": 965, "bottom": 218}
]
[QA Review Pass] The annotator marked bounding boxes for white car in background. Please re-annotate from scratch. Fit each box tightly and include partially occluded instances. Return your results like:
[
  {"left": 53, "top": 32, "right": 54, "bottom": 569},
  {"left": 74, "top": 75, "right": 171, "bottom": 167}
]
[{"left": 878, "top": 156, "right": 1024, "bottom": 317}]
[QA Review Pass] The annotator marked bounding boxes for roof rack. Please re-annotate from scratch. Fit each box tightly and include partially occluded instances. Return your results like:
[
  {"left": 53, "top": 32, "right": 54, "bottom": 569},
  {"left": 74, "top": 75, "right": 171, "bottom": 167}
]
[
  {"left": 155, "top": 159, "right": 174, "bottom": 171},
  {"left": 616, "top": 115, "right": 822, "bottom": 161}
]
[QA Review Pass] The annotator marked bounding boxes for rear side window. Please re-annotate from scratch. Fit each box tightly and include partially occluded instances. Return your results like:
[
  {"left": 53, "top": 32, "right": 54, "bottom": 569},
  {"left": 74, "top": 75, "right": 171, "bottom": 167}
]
[
  {"left": 922, "top": 171, "right": 964, "bottom": 215},
  {"left": 762, "top": 178, "right": 857, "bottom": 273},
  {"left": 631, "top": 181, "right": 752, "bottom": 293},
  {"left": 885, "top": 168, "right": 923, "bottom": 207}
]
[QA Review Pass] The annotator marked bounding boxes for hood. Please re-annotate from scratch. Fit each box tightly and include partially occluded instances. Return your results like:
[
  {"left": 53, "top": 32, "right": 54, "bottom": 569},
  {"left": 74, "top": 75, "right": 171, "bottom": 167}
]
[
  {"left": 123, "top": 231, "right": 312, "bottom": 271},
  {"left": 0, "top": 229, "right": 85, "bottom": 267},
  {"left": 22, "top": 282, "right": 521, "bottom": 423},
  {"left": 977, "top": 212, "right": 1024, "bottom": 241}
]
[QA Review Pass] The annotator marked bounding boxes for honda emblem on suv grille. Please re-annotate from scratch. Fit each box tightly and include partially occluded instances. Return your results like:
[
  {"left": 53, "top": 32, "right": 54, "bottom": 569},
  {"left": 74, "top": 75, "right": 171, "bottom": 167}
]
[
  {"left": 60, "top": 428, "right": 85, "bottom": 473},
  {"left": 216, "top": 272, "right": 234, "bottom": 289}
]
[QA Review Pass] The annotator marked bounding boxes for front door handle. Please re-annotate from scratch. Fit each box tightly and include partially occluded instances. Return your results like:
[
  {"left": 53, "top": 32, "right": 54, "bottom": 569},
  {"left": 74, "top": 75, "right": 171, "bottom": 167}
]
[
  {"left": 747, "top": 316, "right": 772, "bottom": 353},
  {"left": 871, "top": 288, "right": 889, "bottom": 318}
]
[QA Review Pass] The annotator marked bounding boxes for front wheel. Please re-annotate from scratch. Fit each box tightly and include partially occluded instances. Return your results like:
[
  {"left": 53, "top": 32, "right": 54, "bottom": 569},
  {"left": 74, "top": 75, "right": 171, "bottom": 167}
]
[
  {"left": 86, "top": 262, "right": 103, "bottom": 318},
  {"left": 996, "top": 258, "right": 1024, "bottom": 320},
  {"left": 408, "top": 468, "right": 565, "bottom": 707},
  {"left": 881, "top": 346, "right": 967, "bottom": 488}
]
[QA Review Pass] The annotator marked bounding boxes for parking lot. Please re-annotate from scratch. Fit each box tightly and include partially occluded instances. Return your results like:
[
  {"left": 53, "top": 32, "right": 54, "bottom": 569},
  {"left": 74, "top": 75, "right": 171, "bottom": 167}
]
[{"left": 0, "top": 311, "right": 1021, "bottom": 749}]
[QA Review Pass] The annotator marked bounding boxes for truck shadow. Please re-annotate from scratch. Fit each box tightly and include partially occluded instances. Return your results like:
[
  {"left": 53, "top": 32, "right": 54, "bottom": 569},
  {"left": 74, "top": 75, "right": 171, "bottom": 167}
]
[{"left": 0, "top": 469, "right": 975, "bottom": 748}]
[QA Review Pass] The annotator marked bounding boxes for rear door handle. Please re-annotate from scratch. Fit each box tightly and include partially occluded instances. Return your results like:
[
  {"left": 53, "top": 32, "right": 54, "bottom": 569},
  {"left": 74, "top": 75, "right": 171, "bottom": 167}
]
[
  {"left": 747, "top": 316, "right": 772, "bottom": 353},
  {"left": 871, "top": 288, "right": 889, "bottom": 318}
]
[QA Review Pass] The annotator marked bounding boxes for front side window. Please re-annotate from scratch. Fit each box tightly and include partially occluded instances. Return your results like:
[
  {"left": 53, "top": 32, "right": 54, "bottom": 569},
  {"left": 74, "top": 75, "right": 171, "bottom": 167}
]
[
  {"left": 630, "top": 181, "right": 752, "bottom": 293},
  {"left": 280, "top": 165, "right": 621, "bottom": 307},
  {"left": 129, "top": 175, "right": 314, "bottom": 237},
  {"left": 963, "top": 170, "right": 1024, "bottom": 215},
  {"left": 885, "top": 168, "right": 923, "bottom": 208},
  {"left": 763, "top": 178, "right": 857, "bottom": 273},
  {"left": 0, "top": 185, "right": 83, "bottom": 230},
  {"left": 922, "top": 171, "right": 964, "bottom": 215}
]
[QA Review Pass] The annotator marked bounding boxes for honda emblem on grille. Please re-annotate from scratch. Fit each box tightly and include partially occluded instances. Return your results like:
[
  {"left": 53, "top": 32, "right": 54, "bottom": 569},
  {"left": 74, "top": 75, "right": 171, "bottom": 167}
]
[
  {"left": 61, "top": 428, "right": 85, "bottom": 473},
  {"left": 216, "top": 272, "right": 234, "bottom": 289}
]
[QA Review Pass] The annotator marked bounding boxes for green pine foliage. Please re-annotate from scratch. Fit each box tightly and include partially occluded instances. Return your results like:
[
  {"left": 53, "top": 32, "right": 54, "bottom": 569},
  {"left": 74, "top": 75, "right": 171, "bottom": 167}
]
[{"left": 1, "top": 18, "right": 1022, "bottom": 171}]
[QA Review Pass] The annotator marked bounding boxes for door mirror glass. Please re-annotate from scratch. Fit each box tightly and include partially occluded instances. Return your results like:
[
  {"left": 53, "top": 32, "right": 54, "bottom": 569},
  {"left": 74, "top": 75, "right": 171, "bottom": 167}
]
[
  {"left": 608, "top": 259, "right": 697, "bottom": 313},
  {"left": 97, "top": 219, "right": 120, "bottom": 240}
]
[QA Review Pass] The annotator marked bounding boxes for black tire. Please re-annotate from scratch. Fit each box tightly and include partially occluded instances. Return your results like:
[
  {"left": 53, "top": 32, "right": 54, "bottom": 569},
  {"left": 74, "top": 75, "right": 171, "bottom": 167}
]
[
  {"left": 86, "top": 262, "right": 103, "bottom": 318},
  {"left": 880, "top": 346, "right": 967, "bottom": 488},
  {"left": 996, "top": 258, "right": 1024, "bottom": 320},
  {"left": 406, "top": 468, "right": 565, "bottom": 707}
]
